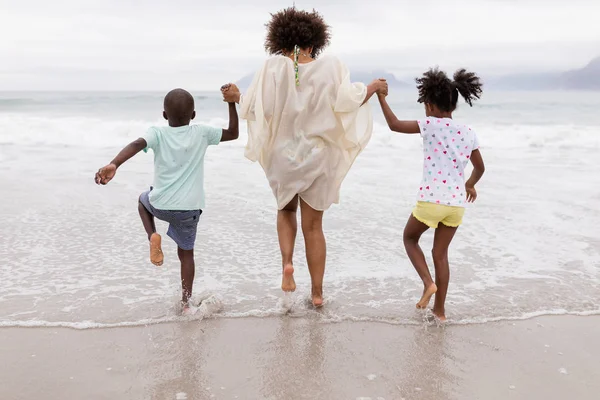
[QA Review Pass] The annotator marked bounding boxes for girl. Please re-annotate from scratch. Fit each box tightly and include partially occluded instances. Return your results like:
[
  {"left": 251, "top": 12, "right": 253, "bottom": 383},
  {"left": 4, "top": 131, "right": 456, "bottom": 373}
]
[{"left": 377, "top": 68, "right": 485, "bottom": 321}]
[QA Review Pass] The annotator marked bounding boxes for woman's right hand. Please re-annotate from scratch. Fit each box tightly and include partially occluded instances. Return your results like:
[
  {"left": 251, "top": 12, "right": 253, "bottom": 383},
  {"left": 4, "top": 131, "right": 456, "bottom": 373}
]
[{"left": 221, "top": 83, "right": 241, "bottom": 103}]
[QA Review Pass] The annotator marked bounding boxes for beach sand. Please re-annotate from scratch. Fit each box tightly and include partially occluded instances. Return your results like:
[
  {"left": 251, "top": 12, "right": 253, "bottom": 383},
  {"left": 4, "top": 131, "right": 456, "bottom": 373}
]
[{"left": 1, "top": 315, "right": 598, "bottom": 400}]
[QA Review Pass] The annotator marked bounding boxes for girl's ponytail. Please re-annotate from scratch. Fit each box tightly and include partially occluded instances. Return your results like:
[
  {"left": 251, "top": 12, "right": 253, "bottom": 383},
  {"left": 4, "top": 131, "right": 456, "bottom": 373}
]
[{"left": 452, "top": 69, "right": 483, "bottom": 107}]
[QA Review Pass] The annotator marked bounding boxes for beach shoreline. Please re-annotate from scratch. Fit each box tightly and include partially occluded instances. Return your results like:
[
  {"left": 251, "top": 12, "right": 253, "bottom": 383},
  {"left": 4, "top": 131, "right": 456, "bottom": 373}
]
[{"left": 2, "top": 315, "right": 598, "bottom": 400}]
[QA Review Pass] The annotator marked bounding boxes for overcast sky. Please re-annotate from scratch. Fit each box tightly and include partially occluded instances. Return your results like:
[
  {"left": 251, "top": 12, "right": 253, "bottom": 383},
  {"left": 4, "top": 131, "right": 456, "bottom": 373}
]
[{"left": 1, "top": 0, "right": 598, "bottom": 90}]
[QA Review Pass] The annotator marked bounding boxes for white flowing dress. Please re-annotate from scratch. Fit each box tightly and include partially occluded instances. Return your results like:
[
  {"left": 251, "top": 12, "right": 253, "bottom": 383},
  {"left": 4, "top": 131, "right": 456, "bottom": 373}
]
[{"left": 240, "top": 55, "right": 373, "bottom": 211}]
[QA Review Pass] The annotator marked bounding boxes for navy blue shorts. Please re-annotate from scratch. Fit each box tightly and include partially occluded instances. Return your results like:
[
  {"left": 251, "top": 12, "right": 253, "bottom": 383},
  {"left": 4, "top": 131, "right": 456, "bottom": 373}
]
[{"left": 139, "top": 190, "right": 202, "bottom": 250}]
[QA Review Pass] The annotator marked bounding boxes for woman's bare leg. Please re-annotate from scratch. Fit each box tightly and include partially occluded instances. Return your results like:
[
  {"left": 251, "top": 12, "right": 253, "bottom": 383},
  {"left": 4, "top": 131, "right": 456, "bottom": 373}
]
[
  {"left": 278, "top": 196, "right": 299, "bottom": 292},
  {"left": 403, "top": 215, "right": 436, "bottom": 309},
  {"left": 300, "top": 199, "right": 326, "bottom": 307},
  {"left": 431, "top": 224, "right": 458, "bottom": 322}
]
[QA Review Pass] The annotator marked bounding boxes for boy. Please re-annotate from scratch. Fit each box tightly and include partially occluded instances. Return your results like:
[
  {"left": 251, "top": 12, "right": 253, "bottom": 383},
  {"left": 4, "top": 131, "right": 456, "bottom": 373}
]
[{"left": 95, "top": 88, "right": 239, "bottom": 314}]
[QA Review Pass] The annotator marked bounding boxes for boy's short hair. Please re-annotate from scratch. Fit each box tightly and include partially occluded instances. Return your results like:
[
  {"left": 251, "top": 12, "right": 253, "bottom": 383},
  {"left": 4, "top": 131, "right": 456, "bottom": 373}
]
[{"left": 164, "top": 89, "right": 195, "bottom": 120}]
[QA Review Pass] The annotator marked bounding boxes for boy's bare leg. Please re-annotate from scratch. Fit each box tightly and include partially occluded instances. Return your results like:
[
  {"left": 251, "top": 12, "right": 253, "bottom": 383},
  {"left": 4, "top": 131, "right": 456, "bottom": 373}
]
[
  {"left": 138, "top": 199, "right": 163, "bottom": 266},
  {"left": 178, "top": 247, "right": 195, "bottom": 308},
  {"left": 278, "top": 196, "right": 299, "bottom": 292},
  {"left": 431, "top": 224, "right": 458, "bottom": 322},
  {"left": 403, "top": 215, "right": 437, "bottom": 309},
  {"left": 300, "top": 199, "right": 326, "bottom": 307}
]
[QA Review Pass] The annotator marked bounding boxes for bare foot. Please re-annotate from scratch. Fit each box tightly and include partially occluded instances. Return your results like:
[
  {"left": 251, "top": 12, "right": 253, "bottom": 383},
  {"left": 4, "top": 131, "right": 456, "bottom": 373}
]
[
  {"left": 432, "top": 309, "right": 447, "bottom": 323},
  {"left": 281, "top": 264, "right": 296, "bottom": 292},
  {"left": 312, "top": 287, "right": 323, "bottom": 308},
  {"left": 149, "top": 233, "right": 164, "bottom": 266},
  {"left": 312, "top": 294, "right": 323, "bottom": 308},
  {"left": 416, "top": 283, "right": 437, "bottom": 309},
  {"left": 182, "top": 304, "right": 197, "bottom": 316}
]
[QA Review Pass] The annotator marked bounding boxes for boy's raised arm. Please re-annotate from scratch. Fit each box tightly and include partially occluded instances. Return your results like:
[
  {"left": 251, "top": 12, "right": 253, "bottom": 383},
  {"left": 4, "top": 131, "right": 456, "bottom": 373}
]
[
  {"left": 377, "top": 94, "right": 420, "bottom": 134},
  {"left": 220, "top": 102, "right": 239, "bottom": 142},
  {"left": 95, "top": 138, "right": 147, "bottom": 185}
]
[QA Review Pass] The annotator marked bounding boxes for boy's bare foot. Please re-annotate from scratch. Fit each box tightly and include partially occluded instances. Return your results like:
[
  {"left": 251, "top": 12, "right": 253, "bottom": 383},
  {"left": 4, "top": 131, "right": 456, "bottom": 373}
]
[
  {"left": 416, "top": 283, "right": 437, "bottom": 309},
  {"left": 181, "top": 303, "right": 197, "bottom": 316},
  {"left": 281, "top": 264, "right": 296, "bottom": 292},
  {"left": 149, "top": 233, "right": 164, "bottom": 266}
]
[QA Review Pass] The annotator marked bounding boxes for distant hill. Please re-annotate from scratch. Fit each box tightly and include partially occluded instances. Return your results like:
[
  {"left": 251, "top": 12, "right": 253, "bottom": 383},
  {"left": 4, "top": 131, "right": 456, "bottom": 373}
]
[
  {"left": 560, "top": 56, "right": 600, "bottom": 90},
  {"left": 487, "top": 56, "right": 600, "bottom": 91},
  {"left": 236, "top": 69, "right": 408, "bottom": 91}
]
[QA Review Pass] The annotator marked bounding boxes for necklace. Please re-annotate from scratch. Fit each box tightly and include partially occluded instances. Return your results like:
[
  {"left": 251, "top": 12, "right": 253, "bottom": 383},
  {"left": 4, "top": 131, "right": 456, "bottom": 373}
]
[
  {"left": 288, "top": 50, "right": 311, "bottom": 58},
  {"left": 290, "top": 45, "right": 313, "bottom": 87}
]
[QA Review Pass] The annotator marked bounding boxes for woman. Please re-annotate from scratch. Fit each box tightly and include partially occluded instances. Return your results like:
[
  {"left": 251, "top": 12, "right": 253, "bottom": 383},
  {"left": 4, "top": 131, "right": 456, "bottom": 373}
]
[{"left": 222, "top": 7, "right": 387, "bottom": 307}]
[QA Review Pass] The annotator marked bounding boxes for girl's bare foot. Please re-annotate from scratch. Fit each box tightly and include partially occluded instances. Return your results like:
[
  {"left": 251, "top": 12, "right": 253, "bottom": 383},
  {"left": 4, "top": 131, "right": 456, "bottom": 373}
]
[
  {"left": 432, "top": 308, "right": 447, "bottom": 322},
  {"left": 281, "top": 264, "right": 296, "bottom": 292},
  {"left": 416, "top": 283, "right": 437, "bottom": 309},
  {"left": 149, "top": 233, "right": 164, "bottom": 266}
]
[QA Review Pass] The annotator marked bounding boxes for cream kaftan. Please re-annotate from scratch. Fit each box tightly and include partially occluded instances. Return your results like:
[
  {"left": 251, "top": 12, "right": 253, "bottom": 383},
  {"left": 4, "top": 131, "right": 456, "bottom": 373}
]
[{"left": 240, "top": 55, "right": 373, "bottom": 211}]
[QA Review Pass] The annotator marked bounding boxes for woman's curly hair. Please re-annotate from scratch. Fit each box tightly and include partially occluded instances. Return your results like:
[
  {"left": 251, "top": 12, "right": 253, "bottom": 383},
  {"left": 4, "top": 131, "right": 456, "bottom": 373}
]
[
  {"left": 264, "top": 7, "right": 331, "bottom": 58},
  {"left": 416, "top": 67, "right": 483, "bottom": 112}
]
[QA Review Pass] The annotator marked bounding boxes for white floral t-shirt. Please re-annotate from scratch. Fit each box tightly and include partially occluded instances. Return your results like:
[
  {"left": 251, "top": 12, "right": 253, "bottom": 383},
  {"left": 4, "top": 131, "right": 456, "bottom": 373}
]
[{"left": 416, "top": 118, "right": 479, "bottom": 207}]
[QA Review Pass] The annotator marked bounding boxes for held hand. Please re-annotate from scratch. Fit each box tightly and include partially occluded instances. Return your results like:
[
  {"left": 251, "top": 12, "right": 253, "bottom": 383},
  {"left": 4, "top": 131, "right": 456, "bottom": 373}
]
[
  {"left": 465, "top": 184, "right": 477, "bottom": 203},
  {"left": 221, "top": 83, "right": 240, "bottom": 103},
  {"left": 95, "top": 163, "right": 117, "bottom": 185},
  {"left": 371, "top": 78, "right": 388, "bottom": 97},
  {"left": 377, "top": 83, "right": 389, "bottom": 98}
]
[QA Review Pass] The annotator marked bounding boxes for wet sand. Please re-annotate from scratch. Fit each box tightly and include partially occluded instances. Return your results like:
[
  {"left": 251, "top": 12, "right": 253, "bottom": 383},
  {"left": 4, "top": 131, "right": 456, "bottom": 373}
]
[{"left": 1, "top": 315, "right": 598, "bottom": 400}]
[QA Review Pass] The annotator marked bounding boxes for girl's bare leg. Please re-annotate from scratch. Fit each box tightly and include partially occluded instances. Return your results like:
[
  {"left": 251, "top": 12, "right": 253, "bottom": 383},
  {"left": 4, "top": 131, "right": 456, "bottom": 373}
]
[
  {"left": 431, "top": 224, "right": 458, "bottom": 321},
  {"left": 403, "top": 215, "right": 436, "bottom": 308}
]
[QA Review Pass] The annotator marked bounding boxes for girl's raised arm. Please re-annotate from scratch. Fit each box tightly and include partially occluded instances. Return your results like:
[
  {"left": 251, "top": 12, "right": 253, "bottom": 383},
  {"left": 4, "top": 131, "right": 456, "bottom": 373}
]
[{"left": 377, "top": 94, "right": 420, "bottom": 134}]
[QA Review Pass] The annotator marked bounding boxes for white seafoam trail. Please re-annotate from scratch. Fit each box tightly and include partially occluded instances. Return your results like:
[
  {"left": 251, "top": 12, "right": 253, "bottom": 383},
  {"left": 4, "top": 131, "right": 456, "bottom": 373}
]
[{"left": 0, "top": 90, "right": 599, "bottom": 329}]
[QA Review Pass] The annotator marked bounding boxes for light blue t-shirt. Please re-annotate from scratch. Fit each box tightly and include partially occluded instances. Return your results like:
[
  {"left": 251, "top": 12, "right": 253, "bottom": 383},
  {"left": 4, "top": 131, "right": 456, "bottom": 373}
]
[{"left": 143, "top": 124, "right": 222, "bottom": 210}]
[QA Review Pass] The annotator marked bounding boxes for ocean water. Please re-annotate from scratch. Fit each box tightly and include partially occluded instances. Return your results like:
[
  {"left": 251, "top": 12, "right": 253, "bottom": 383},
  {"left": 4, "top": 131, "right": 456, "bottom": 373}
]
[{"left": 1, "top": 90, "right": 599, "bottom": 329}]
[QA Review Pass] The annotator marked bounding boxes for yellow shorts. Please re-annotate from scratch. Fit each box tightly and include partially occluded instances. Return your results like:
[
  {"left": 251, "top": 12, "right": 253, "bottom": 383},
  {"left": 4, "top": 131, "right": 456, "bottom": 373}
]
[{"left": 412, "top": 201, "right": 465, "bottom": 229}]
